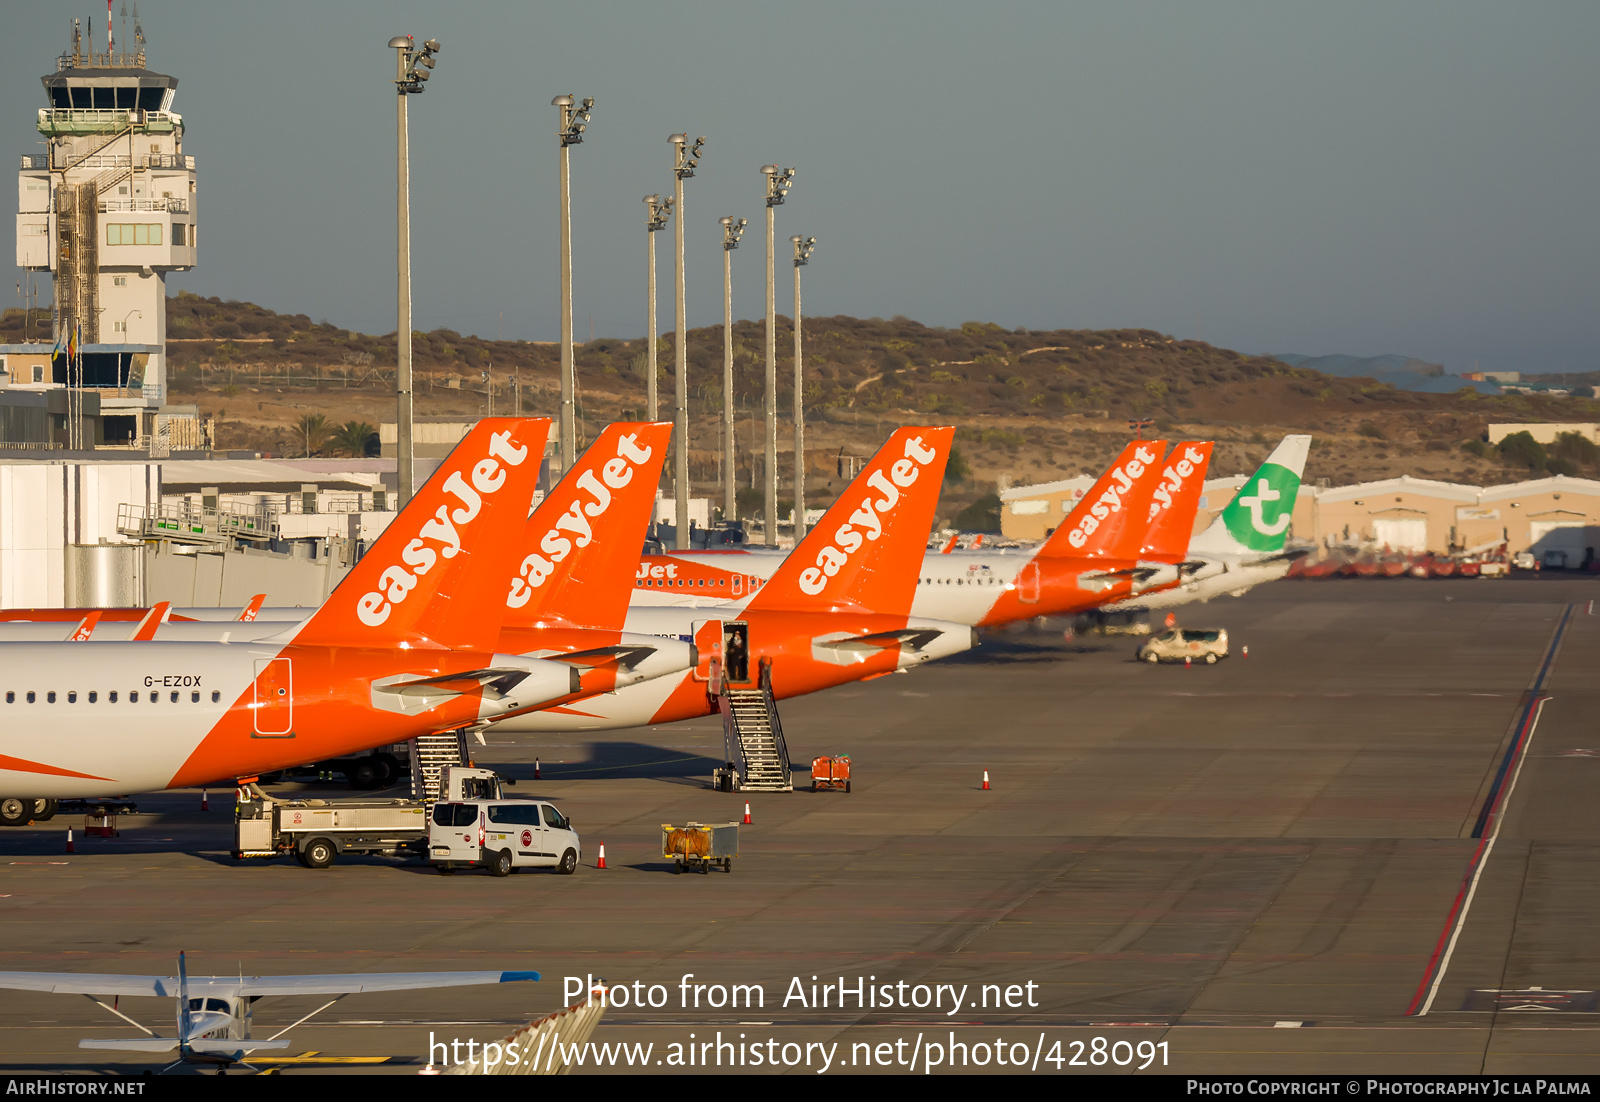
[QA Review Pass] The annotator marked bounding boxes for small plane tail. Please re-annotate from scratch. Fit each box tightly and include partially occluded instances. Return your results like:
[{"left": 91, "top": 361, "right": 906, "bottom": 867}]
[
  {"left": 1140, "top": 441, "right": 1214, "bottom": 559},
  {"left": 294, "top": 418, "right": 550, "bottom": 649},
  {"left": 1187, "top": 434, "right": 1311, "bottom": 557},
  {"left": 503, "top": 422, "right": 672, "bottom": 631},
  {"left": 749, "top": 426, "right": 954, "bottom": 615},
  {"left": 1036, "top": 440, "right": 1167, "bottom": 559}
]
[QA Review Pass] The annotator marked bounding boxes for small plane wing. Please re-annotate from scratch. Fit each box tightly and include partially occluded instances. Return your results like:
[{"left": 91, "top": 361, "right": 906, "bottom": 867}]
[
  {"left": 187, "top": 1039, "right": 293, "bottom": 1054},
  {"left": 0, "top": 972, "right": 175, "bottom": 997},
  {"left": 234, "top": 969, "right": 541, "bottom": 998},
  {"left": 79, "top": 1038, "right": 179, "bottom": 1052}
]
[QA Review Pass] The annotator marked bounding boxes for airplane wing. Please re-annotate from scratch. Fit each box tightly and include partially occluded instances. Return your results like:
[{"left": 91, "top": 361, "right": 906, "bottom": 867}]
[
  {"left": 815, "top": 628, "right": 949, "bottom": 656},
  {"left": 378, "top": 668, "right": 568, "bottom": 705},
  {"left": 188, "top": 1039, "right": 292, "bottom": 1054},
  {"left": 544, "top": 645, "right": 659, "bottom": 671},
  {"left": 234, "top": 969, "right": 541, "bottom": 998},
  {"left": 0, "top": 972, "right": 175, "bottom": 997},
  {"left": 79, "top": 1039, "right": 179, "bottom": 1052}
]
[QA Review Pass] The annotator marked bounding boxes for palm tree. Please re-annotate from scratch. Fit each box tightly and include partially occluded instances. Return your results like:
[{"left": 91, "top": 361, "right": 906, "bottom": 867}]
[
  {"left": 332, "top": 420, "right": 377, "bottom": 457},
  {"left": 296, "top": 413, "right": 329, "bottom": 457}
]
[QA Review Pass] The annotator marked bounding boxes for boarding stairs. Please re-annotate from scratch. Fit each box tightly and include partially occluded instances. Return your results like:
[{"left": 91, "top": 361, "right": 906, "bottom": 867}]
[
  {"left": 719, "top": 659, "right": 792, "bottom": 792},
  {"left": 409, "top": 731, "right": 470, "bottom": 803}
]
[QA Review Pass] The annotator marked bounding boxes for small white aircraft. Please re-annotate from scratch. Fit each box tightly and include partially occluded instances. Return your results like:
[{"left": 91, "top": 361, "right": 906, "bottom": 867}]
[{"left": 0, "top": 951, "right": 540, "bottom": 1072}]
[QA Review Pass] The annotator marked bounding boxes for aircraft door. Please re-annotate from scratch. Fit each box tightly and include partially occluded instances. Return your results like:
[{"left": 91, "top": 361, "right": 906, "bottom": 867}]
[
  {"left": 1017, "top": 561, "right": 1041, "bottom": 604},
  {"left": 691, "top": 619, "right": 724, "bottom": 682},
  {"left": 252, "top": 658, "right": 292, "bottom": 736}
]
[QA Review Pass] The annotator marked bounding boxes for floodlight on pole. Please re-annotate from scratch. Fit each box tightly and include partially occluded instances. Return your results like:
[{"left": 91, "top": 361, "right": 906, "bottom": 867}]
[
  {"left": 553, "top": 92, "right": 595, "bottom": 472},
  {"left": 720, "top": 215, "right": 747, "bottom": 526},
  {"left": 790, "top": 234, "right": 816, "bottom": 538},
  {"left": 669, "top": 133, "right": 705, "bottom": 550},
  {"left": 760, "top": 164, "right": 794, "bottom": 548},
  {"left": 643, "top": 193, "right": 673, "bottom": 422},
  {"left": 389, "top": 33, "right": 441, "bottom": 507}
]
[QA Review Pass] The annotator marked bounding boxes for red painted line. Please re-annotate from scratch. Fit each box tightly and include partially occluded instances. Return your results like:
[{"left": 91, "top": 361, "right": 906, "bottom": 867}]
[{"left": 1403, "top": 833, "right": 1491, "bottom": 1017}]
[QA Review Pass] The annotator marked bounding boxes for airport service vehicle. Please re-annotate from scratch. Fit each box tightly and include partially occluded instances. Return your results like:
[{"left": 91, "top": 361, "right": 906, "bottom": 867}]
[
  {"left": 491, "top": 429, "right": 976, "bottom": 796},
  {"left": 1136, "top": 627, "right": 1229, "bottom": 664},
  {"left": 1101, "top": 435, "right": 1313, "bottom": 615},
  {"left": 0, "top": 418, "right": 587, "bottom": 805},
  {"left": 429, "top": 797, "right": 581, "bottom": 876},
  {"left": 810, "top": 755, "right": 852, "bottom": 792},
  {"left": 628, "top": 440, "right": 1216, "bottom": 629},
  {"left": 662, "top": 821, "right": 739, "bottom": 874},
  {"left": 0, "top": 951, "right": 539, "bottom": 1072},
  {"left": 233, "top": 764, "right": 508, "bottom": 867}
]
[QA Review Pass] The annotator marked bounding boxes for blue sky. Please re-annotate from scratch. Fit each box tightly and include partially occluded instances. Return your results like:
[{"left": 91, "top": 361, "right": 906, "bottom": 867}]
[{"left": 9, "top": 1, "right": 1598, "bottom": 375}]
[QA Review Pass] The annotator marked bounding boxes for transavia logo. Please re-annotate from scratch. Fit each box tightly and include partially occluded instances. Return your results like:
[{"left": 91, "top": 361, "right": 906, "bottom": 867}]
[
  {"left": 1149, "top": 445, "right": 1208, "bottom": 519},
  {"left": 1067, "top": 444, "right": 1158, "bottom": 549},
  {"left": 1222, "top": 462, "right": 1299, "bottom": 550},
  {"left": 358, "top": 429, "right": 529, "bottom": 626},
  {"left": 797, "top": 435, "right": 939, "bottom": 596},
  {"left": 507, "top": 432, "right": 656, "bottom": 607}
]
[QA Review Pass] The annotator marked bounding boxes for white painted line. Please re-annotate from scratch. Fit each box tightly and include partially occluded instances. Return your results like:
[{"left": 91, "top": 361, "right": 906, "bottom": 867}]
[
  {"left": 1273, "top": 1020, "right": 1303, "bottom": 1028},
  {"left": 1418, "top": 695, "right": 1551, "bottom": 1016}
]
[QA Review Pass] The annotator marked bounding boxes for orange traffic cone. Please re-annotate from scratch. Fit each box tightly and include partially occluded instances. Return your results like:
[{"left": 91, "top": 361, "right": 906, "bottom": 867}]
[
  {"left": 65, "top": 828, "right": 74, "bottom": 854},
  {"left": 596, "top": 843, "right": 606, "bottom": 870},
  {"left": 1242, "top": 645, "right": 1249, "bottom": 659},
  {"left": 201, "top": 788, "right": 209, "bottom": 812},
  {"left": 742, "top": 802, "right": 752, "bottom": 825},
  {"left": 1184, "top": 656, "right": 1191, "bottom": 669},
  {"left": 534, "top": 757, "right": 541, "bottom": 780},
  {"left": 982, "top": 770, "right": 991, "bottom": 790}
]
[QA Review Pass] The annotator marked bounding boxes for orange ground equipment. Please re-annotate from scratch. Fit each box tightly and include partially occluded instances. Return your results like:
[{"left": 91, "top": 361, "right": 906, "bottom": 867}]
[{"left": 811, "top": 755, "right": 852, "bottom": 793}]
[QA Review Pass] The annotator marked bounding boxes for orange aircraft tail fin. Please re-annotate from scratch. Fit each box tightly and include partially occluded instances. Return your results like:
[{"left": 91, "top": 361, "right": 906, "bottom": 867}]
[
  {"left": 503, "top": 421, "right": 673, "bottom": 631},
  {"left": 294, "top": 417, "right": 550, "bottom": 650},
  {"left": 129, "top": 602, "right": 170, "bottom": 641},
  {"left": 67, "top": 611, "right": 101, "bottom": 641},
  {"left": 1141, "top": 441, "right": 1213, "bottom": 560},
  {"left": 749, "top": 425, "right": 954, "bottom": 615},
  {"left": 237, "top": 594, "right": 266, "bottom": 622},
  {"left": 1038, "top": 440, "right": 1168, "bottom": 560}
]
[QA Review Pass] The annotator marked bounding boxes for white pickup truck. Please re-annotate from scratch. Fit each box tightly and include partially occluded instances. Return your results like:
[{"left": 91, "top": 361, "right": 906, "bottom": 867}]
[
  {"left": 234, "top": 766, "right": 510, "bottom": 868},
  {"left": 428, "top": 799, "right": 582, "bottom": 877}
]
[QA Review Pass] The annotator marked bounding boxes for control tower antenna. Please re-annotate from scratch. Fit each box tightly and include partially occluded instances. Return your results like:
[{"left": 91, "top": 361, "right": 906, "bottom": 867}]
[
  {"left": 108, "top": 0, "right": 114, "bottom": 56},
  {"left": 134, "top": 3, "right": 145, "bottom": 49}
]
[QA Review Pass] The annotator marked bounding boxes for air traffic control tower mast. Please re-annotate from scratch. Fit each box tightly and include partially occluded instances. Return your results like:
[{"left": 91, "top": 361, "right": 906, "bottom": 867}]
[{"left": 15, "top": 13, "right": 195, "bottom": 438}]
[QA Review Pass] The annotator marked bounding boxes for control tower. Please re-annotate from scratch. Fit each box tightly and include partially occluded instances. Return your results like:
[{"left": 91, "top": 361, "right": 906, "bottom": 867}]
[{"left": 14, "top": 10, "right": 195, "bottom": 439}]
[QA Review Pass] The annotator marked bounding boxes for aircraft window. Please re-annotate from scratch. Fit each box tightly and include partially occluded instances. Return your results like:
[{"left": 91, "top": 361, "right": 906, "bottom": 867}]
[
  {"left": 208, "top": 999, "right": 228, "bottom": 1012},
  {"left": 170, "top": 691, "right": 179, "bottom": 703},
  {"left": 129, "top": 691, "right": 138, "bottom": 702},
  {"left": 88, "top": 691, "right": 97, "bottom": 703},
  {"left": 720, "top": 579, "right": 725, "bottom": 585},
  {"left": 67, "top": 691, "right": 76, "bottom": 703},
  {"left": 150, "top": 692, "right": 158, "bottom": 704},
  {"left": 191, "top": 691, "right": 200, "bottom": 703},
  {"left": 212, "top": 691, "right": 220, "bottom": 703},
  {"left": 3, "top": 691, "right": 10, "bottom": 703},
  {"left": 109, "top": 691, "right": 117, "bottom": 702},
  {"left": 26, "top": 691, "right": 35, "bottom": 703},
  {"left": 47, "top": 691, "right": 56, "bottom": 703}
]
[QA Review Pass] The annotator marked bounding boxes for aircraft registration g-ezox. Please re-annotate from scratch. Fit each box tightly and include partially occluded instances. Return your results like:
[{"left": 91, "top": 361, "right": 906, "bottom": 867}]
[
  {"left": 627, "top": 439, "right": 1215, "bottom": 628},
  {"left": 0, "top": 417, "right": 596, "bottom": 800},
  {"left": 494, "top": 426, "right": 977, "bottom": 734}
]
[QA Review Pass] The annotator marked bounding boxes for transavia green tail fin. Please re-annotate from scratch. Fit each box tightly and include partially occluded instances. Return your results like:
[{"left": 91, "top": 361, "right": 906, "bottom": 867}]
[{"left": 1187, "top": 434, "right": 1311, "bottom": 557}]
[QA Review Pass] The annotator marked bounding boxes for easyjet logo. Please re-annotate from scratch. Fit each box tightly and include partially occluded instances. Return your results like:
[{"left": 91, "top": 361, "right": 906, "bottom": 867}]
[
  {"left": 1148, "top": 445, "right": 1207, "bottom": 519},
  {"left": 1066, "top": 444, "right": 1158, "bottom": 549},
  {"left": 507, "top": 432, "right": 655, "bottom": 608},
  {"left": 798, "top": 435, "right": 939, "bottom": 596},
  {"left": 356, "top": 429, "right": 529, "bottom": 627}
]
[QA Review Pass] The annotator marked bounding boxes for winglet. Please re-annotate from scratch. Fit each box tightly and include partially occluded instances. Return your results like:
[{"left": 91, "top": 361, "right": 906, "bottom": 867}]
[
  {"left": 1037, "top": 440, "right": 1167, "bottom": 560},
  {"left": 1187, "top": 434, "right": 1311, "bottom": 557},
  {"left": 128, "top": 602, "right": 170, "bottom": 641},
  {"left": 749, "top": 426, "right": 954, "bottom": 615},
  {"left": 67, "top": 611, "right": 101, "bottom": 641},
  {"left": 237, "top": 594, "right": 266, "bottom": 622},
  {"left": 293, "top": 418, "right": 551, "bottom": 649},
  {"left": 1140, "top": 441, "right": 1213, "bottom": 560},
  {"left": 503, "top": 422, "right": 673, "bottom": 631},
  {"left": 497, "top": 971, "right": 542, "bottom": 983}
]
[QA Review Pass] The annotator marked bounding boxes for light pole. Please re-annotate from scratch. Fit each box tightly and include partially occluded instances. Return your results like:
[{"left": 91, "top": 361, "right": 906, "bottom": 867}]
[
  {"left": 719, "top": 215, "right": 747, "bottom": 527},
  {"left": 761, "top": 164, "right": 794, "bottom": 547},
  {"left": 553, "top": 94, "right": 593, "bottom": 471},
  {"left": 790, "top": 234, "right": 816, "bottom": 538},
  {"left": 388, "top": 34, "right": 439, "bottom": 507},
  {"left": 670, "top": 134, "right": 705, "bottom": 550},
  {"left": 643, "top": 194, "right": 673, "bottom": 420}
]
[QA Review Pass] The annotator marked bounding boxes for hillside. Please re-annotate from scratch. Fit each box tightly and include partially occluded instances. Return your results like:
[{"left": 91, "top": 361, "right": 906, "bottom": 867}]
[{"left": 5, "top": 294, "right": 1597, "bottom": 520}]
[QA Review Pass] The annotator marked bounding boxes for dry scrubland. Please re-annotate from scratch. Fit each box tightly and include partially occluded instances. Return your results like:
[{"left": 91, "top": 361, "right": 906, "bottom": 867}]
[{"left": 5, "top": 294, "right": 1590, "bottom": 522}]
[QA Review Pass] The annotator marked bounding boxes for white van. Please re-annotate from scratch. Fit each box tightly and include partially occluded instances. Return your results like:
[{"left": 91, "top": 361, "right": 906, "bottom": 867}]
[
  {"left": 1136, "top": 627, "right": 1229, "bottom": 665},
  {"left": 428, "top": 800, "right": 581, "bottom": 877}
]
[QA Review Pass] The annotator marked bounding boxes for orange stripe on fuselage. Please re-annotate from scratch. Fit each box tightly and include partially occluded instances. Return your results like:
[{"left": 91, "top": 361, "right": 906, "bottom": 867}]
[{"left": 0, "top": 753, "right": 113, "bottom": 781}]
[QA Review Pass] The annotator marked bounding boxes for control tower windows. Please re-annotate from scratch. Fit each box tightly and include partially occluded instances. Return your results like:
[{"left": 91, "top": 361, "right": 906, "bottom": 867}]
[{"left": 106, "top": 223, "right": 162, "bottom": 246}]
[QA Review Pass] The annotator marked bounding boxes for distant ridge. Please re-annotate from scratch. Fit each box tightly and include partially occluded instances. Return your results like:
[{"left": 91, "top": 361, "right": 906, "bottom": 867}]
[{"left": 1273, "top": 353, "right": 1499, "bottom": 395}]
